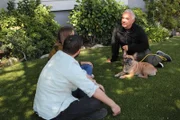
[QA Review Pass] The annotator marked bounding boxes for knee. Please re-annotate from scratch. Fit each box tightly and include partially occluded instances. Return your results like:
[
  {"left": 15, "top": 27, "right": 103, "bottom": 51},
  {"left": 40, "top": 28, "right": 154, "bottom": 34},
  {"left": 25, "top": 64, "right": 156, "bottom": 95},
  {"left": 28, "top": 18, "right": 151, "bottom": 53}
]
[
  {"left": 86, "top": 64, "right": 93, "bottom": 70},
  {"left": 81, "top": 64, "right": 93, "bottom": 69},
  {"left": 81, "top": 64, "right": 93, "bottom": 75},
  {"left": 89, "top": 98, "right": 103, "bottom": 109}
]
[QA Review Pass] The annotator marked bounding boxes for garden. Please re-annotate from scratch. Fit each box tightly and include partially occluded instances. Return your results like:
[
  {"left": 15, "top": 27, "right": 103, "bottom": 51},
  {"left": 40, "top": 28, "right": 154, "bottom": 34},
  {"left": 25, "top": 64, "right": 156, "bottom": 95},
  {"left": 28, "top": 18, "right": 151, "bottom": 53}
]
[{"left": 0, "top": 0, "right": 180, "bottom": 120}]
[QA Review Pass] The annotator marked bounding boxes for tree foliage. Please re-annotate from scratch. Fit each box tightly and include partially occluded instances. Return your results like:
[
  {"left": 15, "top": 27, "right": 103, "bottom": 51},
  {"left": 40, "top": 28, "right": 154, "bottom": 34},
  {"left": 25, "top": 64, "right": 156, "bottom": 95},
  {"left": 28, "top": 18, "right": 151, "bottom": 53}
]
[
  {"left": 144, "top": 0, "right": 180, "bottom": 30},
  {"left": 0, "top": 0, "right": 59, "bottom": 60},
  {"left": 69, "top": 0, "right": 127, "bottom": 45},
  {"left": 69, "top": 0, "right": 169, "bottom": 44}
]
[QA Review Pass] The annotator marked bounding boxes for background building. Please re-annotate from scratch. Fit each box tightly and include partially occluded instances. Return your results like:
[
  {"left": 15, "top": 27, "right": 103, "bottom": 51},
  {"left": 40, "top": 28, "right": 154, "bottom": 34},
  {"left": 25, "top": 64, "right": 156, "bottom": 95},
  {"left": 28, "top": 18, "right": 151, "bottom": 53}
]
[{"left": 0, "top": 0, "right": 145, "bottom": 26}]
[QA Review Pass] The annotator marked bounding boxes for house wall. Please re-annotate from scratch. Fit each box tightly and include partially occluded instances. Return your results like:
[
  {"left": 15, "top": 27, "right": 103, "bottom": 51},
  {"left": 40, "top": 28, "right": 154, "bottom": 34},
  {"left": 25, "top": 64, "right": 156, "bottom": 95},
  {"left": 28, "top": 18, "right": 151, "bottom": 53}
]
[
  {"left": 115, "top": 0, "right": 145, "bottom": 10},
  {"left": 128, "top": 0, "right": 145, "bottom": 10},
  {"left": 0, "top": 0, "right": 8, "bottom": 10},
  {"left": 53, "top": 11, "right": 71, "bottom": 26},
  {"left": 42, "top": 0, "right": 145, "bottom": 26},
  {"left": 1, "top": 0, "right": 145, "bottom": 26},
  {"left": 41, "top": 0, "right": 77, "bottom": 26}
]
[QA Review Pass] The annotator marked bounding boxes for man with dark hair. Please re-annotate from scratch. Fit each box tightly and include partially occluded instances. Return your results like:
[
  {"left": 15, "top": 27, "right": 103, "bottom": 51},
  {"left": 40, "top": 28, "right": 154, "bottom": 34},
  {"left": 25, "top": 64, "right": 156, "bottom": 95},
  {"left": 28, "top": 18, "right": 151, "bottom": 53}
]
[
  {"left": 107, "top": 9, "right": 172, "bottom": 68},
  {"left": 49, "top": 26, "right": 95, "bottom": 78},
  {"left": 33, "top": 35, "right": 121, "bottom": 120}
]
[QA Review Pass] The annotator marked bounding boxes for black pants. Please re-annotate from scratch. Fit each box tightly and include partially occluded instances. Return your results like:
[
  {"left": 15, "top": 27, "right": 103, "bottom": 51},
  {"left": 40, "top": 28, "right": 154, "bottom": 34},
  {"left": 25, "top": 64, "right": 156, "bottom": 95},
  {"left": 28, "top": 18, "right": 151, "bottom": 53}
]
[
  {"left": 51, "top": 89, "right": 104, "bottom": 120},
  {"left": 111, "top": 39, "right": 162, "bottom": 66},
  {"left": 136, "top": 49, "right": 162, "bottom": 66}
]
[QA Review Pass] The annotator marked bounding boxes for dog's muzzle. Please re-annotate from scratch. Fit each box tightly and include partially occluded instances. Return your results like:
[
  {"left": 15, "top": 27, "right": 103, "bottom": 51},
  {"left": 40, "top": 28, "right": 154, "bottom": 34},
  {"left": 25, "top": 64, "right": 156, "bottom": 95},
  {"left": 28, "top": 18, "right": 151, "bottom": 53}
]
[{"left": 124, "top": 58, "right": 133, "bottom": 66}]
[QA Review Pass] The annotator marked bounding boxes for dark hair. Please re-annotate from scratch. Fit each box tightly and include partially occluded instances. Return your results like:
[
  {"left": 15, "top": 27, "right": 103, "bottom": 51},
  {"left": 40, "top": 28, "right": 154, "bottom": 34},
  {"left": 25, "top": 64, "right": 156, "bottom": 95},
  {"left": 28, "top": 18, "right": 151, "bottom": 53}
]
[
  {"left": 63, "top": 35, "right": 83, "bottom": 55},
  {"left": 57, "top": 26, "right": 74, "bottom": 43}
]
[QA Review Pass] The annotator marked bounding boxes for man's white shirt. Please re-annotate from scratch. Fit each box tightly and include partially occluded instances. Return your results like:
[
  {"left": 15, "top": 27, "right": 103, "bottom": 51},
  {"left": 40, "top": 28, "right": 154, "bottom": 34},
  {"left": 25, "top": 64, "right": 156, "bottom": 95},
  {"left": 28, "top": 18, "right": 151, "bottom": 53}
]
[{"left": 33, "top": 51, "right": 98, "bottom": 119}]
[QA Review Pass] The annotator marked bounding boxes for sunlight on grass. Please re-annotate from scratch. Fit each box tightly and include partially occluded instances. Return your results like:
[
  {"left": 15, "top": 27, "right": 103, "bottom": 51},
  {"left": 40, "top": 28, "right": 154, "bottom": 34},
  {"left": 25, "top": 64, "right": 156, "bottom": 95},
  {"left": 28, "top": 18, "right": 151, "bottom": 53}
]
[
  {"left": 116, "top": 87, "right": 134, "bottom": 95},
  {"left": 2, "top": 63, "right": 23, "bottom": 71},
  {"left": 175, "top": 100, "right": 180, "bottom": 109},
  {"left": 28, "top": 84, "right": 37, "bottom": 95},
  {"left": 12, "top": 116, "right": 19, "bottom": 120},
  {"left": 114, "top": 77, "right": 134, "bottom": 81},
  {"left": 0, "top": 109, "right": 7, "bottom": 114},
  {"left": 27, "top": 62, "right": 38, "bottom": 68},
  {"left": 1, "top": 70, "right": 25, "bottom": 81},
  {"left": 0, "top": 37, "right": 180, "bottom": 120},
  {"left": 0, "top": 96, "right": 6, "bottom": 107},
  {"left": 99, "top": 57, "right": 108, "bottom": 64},
  {"left": 25, "top": 109, "right": 34, "bottom": 118},
  {"left": 20, "top": 97, "right": 29, "bottom": 102},
  {"left": 177, "top": 68, "right": 180, "bottom": 72},
  {"left": 80, "top": 50, "right": 89, "bottom": 55}
]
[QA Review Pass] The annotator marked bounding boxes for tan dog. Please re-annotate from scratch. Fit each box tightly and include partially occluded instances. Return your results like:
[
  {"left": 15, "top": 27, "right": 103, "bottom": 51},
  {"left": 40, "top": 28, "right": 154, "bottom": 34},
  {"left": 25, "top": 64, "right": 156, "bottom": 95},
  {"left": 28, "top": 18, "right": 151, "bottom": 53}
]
[{"left": 115, "top": 52, "right": 157, "bottom": 79}]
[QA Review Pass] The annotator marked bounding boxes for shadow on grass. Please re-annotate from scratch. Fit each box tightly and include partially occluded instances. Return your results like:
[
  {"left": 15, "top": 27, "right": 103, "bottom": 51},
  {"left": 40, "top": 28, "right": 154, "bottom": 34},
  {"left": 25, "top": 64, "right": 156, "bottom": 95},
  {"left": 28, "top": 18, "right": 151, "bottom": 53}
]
[
  {"left": 0, "top": 59, "right": 47, "bottom": 120},
  {"left": 79, "top": 38, "right": 180, "bottom": 120},
  {"left": 0, "top": 37, "right": 180, "bottom": 120}
]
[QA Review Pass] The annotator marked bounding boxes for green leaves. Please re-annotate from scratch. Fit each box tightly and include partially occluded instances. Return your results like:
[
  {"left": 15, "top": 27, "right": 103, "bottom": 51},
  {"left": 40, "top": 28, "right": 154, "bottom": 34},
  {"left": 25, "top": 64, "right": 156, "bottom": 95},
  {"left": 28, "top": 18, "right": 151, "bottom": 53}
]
[
  {"left": 145, "top": 24, "right": 169, "bottom": 43},
  {"left": 0, "top": 0, "right": 60, "bottom": 60},
  {"left": 144, "top": 0, "right": 180, "bottom": 30},
  {"left": 69, "top": 0, "right": 127, "bottom": 45},
  {"left": 69, "top": 0, "right": 171, "bottom": 44}
]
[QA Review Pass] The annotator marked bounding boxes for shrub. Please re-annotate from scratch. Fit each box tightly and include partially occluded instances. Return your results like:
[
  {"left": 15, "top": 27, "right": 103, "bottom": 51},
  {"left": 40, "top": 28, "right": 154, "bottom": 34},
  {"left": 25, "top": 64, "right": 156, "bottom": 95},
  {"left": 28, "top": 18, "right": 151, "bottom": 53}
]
[
  {"left": 69, "top": 1, "right": 169, "bottom": 45},
  {"left": 132, "top": 8, "right": 148, "bottom": 29},
  {"left": 69, "top": 0, "right": 127, "bottom": 45},
  {"left": 143, "top": 0, "right": 180, "bottom": 30},
  {"left": 145, "top": 23, "right": 169, "bottom": 43},
  {"left": 132, "top": 8, "right": 169, "bottom": 42},
  {"left": 0, "top": 0, "right": 60, "bottom": 60}
]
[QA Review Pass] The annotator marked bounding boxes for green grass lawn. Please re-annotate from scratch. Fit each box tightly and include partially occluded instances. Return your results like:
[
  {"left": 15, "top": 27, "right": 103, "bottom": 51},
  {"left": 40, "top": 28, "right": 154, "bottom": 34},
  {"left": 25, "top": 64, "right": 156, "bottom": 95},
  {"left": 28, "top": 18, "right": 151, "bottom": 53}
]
[{"left": 0, "top": 37, "right": 180, "bottom": 120}]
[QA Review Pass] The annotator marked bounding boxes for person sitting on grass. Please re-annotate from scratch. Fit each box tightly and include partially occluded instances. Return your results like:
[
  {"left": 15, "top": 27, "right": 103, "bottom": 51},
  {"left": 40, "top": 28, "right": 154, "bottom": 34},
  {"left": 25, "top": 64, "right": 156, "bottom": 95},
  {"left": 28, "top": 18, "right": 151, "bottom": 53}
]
[
  {"left": 107, "top": 9, "right": 172, "bottom": 68},
  {"left": 49, "top": 26, "right": 94, "bottom": 78},
  {"left": 33, "top": 35, "right": 121, "bottom": 120}
]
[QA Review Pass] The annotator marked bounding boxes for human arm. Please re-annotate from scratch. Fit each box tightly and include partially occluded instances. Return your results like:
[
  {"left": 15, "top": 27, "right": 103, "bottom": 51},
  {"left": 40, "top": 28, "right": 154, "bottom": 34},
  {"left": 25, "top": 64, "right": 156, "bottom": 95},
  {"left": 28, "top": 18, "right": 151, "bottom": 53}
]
[
  {"left": 110, "top": 26, "right": 121, "bottom": 62},
  {"left": 67, "top": 61, "right": 120, "bottom": 115},
  {"left": 93, "top": 88, "right": 121, "bottom": 116},
  {"left": 122, "top": 45, "right": 128, "bottom": 51},
  {"left": 86, "top": 75, "right": 105, "bottom": 92},
  {"left": 127, "top": 25, "right": 149, "bottom": 53}
]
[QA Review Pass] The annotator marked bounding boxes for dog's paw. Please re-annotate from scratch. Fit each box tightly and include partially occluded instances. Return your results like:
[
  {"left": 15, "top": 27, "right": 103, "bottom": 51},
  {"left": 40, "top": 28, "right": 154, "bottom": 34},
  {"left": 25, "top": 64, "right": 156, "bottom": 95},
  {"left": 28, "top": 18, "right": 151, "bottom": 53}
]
[
  {"left": 115, "top": 74, "right": 120, "bottom": 77},
  {"left": 120, "top": 76, "right": 126, "bottom": 79}
]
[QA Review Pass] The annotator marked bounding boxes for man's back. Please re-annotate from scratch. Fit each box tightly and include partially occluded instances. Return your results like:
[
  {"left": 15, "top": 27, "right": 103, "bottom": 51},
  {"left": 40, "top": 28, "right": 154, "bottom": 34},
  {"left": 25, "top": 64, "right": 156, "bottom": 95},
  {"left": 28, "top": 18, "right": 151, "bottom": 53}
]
[{"left": 33, "top": 51, "right": 98, "bottom": 119}]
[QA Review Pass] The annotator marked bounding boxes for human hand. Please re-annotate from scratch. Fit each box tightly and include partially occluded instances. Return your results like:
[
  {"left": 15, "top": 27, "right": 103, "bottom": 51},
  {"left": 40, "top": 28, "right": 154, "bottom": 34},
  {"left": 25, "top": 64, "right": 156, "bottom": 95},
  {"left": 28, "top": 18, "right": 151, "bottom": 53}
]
[
  {"left": 111, "top": 104, "right": 121, "bottom": 116},
  {"left": 122, "top": 45, "right": 128, "bottom": 51},
  {"left": 98, "top": 84, "right": 105, "bottom": 92},
  {"left": 106, "top": 58, "right": 111, "bottom": 63}
]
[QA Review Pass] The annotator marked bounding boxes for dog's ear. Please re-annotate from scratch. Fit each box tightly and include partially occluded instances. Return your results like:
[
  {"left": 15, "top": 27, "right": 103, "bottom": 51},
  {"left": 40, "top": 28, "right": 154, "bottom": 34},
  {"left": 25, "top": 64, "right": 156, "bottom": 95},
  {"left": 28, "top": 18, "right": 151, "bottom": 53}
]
[{"left": 133, "top": 52, "right": 138, "bottom": 60}]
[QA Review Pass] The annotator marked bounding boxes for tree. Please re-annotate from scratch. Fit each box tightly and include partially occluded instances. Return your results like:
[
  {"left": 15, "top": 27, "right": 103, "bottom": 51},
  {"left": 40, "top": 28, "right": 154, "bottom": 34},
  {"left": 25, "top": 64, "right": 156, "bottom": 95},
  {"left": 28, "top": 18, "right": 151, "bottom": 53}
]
[
  {"left": 0, "top": 0, "right": 59, "bottom": 60},
  {"left": 144, "top": 0, "right": 180, "bottom": 30}
]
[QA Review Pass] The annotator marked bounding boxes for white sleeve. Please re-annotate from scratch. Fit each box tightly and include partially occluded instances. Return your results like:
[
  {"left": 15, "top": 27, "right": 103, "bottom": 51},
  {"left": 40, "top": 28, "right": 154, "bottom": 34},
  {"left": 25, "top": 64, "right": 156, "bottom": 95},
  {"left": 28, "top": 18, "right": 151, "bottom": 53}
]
[{"left": 65, "top": 61, "right": 98, "bottom": 97}]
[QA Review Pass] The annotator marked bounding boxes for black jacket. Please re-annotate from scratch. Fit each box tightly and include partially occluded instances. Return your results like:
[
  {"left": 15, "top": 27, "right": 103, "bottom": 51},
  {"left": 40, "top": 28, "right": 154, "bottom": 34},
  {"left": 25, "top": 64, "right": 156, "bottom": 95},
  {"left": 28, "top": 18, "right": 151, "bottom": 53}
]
[{"left": 111, "top": 23, "right": 150, "bottom": 56}]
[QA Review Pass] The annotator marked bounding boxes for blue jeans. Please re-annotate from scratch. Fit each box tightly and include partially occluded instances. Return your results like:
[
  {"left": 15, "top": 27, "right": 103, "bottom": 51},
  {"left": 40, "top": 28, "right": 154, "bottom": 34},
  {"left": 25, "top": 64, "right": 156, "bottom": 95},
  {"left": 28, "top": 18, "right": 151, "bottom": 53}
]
[{"left": 80, "top": 64, "right": 93, "bottom": 76}]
